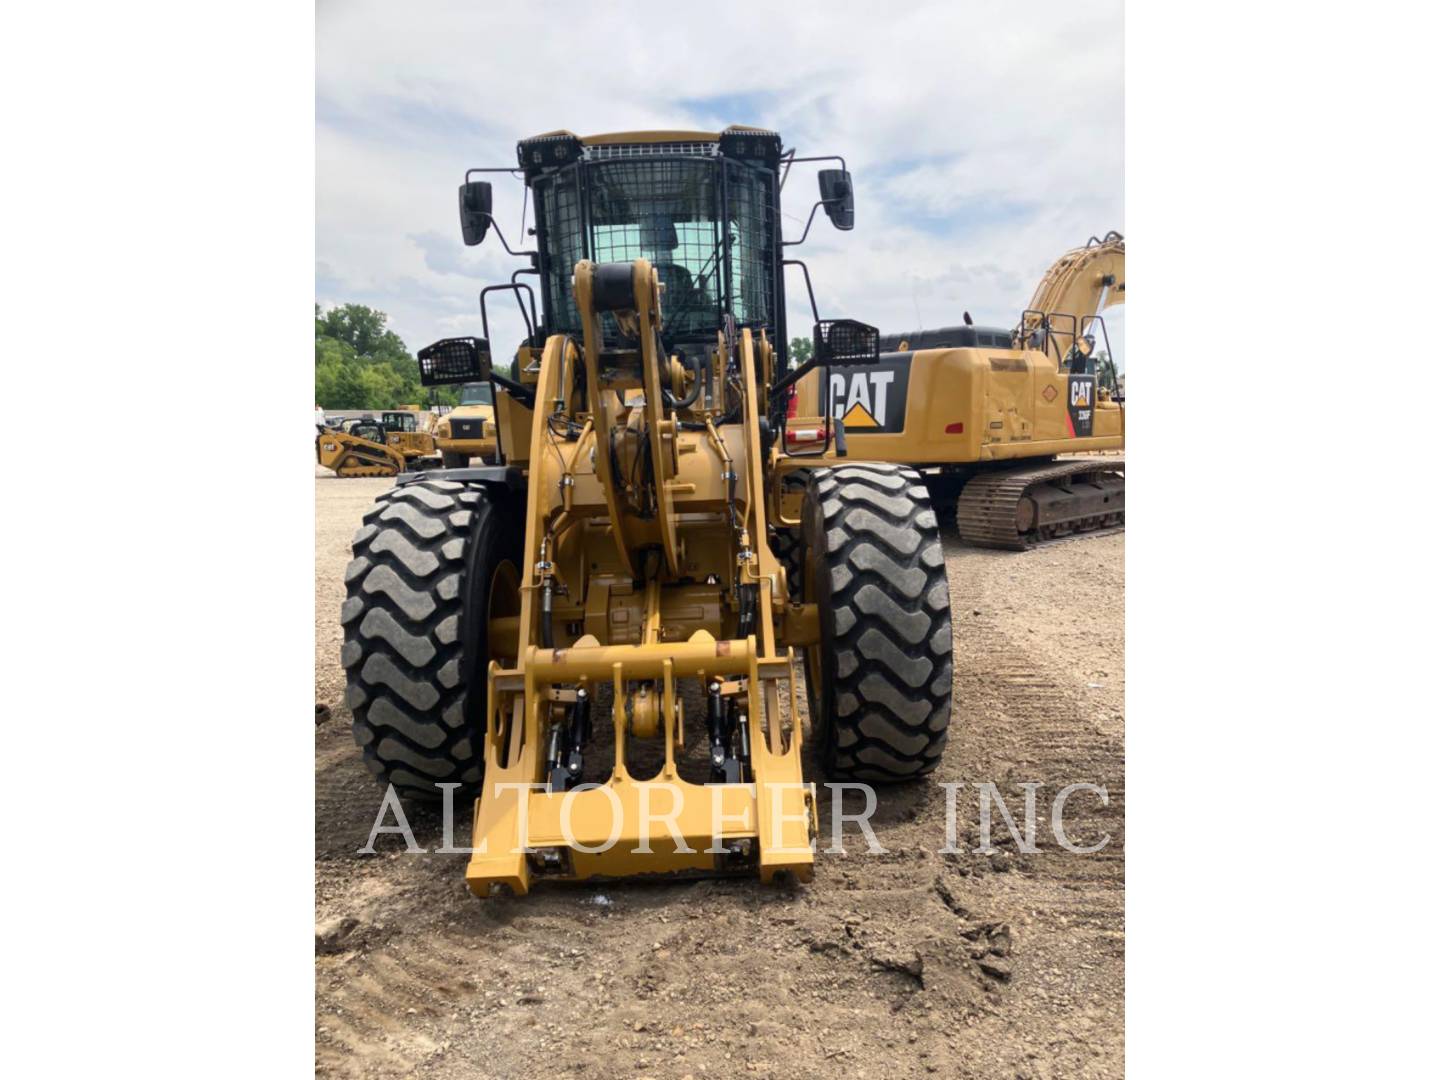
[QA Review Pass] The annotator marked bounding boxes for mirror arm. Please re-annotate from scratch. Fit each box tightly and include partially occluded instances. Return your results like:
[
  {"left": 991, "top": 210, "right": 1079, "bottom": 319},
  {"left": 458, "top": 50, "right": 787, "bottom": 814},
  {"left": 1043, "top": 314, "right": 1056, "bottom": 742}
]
[
  {"left": 481, "top": 214, "right": 538, "bottom": 259},
  {"left": 786, "top": 153, "right": 849, "bottom": 172},
  {"left": 465, "top": 166, "right": 524, "bottom": 182},
  {"left": 781, "top": 198, "right": 847, "bottom": 249},
  {"left": 781, "top": 201, "right": 824, "bottom": 248}
]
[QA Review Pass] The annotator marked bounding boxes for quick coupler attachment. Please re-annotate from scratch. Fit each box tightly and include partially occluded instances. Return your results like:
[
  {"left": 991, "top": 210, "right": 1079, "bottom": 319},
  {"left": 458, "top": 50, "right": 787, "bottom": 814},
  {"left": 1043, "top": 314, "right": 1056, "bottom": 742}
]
[{"left": 466, "top": 640, "right": 816, "bottom": 896}]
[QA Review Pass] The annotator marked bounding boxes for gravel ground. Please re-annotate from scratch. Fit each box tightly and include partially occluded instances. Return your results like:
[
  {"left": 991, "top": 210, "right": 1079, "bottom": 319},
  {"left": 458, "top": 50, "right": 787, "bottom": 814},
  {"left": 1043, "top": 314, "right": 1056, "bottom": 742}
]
[{"left": 315, "top": 467, "right": 1124, "bottom": 1078}]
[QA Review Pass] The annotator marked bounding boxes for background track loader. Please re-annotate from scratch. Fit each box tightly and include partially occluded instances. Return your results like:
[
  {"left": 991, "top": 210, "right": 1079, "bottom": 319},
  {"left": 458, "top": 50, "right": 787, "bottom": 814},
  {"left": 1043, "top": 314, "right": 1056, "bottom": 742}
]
[{"left": 316, "top": 419, "right": 407, "bottom": 478}]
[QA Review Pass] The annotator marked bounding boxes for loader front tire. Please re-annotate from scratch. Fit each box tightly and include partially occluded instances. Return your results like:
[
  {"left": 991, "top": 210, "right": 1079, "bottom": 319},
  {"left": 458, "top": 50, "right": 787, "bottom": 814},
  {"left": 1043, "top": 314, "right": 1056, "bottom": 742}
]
[
  {"left": 802, "top": 463, "right": 953, "bottom": 781},
  {"left": 341, "top": 479, "right": 521, "bottom": 800},
  {"left": 441, "top": 450, "right": 470, "bottom": 469}
]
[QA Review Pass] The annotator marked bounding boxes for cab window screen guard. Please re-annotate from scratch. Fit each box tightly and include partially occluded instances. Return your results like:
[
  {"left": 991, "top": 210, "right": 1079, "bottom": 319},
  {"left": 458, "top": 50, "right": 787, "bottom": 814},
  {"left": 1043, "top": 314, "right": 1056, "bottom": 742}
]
[{"left": 533, "top": 154, "right": 776, "bottom": 343}]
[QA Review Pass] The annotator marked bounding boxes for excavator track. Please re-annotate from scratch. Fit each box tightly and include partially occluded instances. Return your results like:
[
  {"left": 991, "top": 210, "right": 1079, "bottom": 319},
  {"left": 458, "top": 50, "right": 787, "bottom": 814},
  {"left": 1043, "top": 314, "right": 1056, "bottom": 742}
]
[{"left": 956, "top": 458, "right": 1124, "bottom": 550}]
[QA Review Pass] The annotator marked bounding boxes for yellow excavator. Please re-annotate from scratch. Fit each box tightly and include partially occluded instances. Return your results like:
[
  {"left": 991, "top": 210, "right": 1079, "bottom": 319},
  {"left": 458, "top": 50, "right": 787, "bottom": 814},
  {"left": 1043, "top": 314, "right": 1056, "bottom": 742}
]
[{"left": 781, "top": 232, "right": 1125, "bottom": 549}]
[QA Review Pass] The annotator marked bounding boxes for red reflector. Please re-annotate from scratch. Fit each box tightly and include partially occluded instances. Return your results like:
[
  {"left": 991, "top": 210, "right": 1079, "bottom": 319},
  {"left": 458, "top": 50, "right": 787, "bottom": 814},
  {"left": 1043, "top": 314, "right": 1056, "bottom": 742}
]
[{"left": 945, "top": 422, "right": 965, "bottom": 434}]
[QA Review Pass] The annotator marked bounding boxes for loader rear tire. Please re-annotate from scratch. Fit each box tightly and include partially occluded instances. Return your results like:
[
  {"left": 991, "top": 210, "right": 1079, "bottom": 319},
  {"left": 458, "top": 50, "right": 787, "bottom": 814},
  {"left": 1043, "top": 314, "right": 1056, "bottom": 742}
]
[
  {"left": 341, "top": 478, "right": 521, "bottom": 800},
  {"left": 801, "top": 463, "right": 953, "bottom": 782},
  {"left": 441, "top": 450, "right": 470, "bottom": 469}
]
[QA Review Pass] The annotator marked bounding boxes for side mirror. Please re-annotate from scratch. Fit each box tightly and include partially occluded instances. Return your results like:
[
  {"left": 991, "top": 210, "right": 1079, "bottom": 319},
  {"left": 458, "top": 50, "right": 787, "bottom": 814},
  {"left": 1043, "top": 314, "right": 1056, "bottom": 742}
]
[
  {"left": 459, "top": 181, "right": 493, "bottom": 246},
  {"left": 818, "top": 169, "right": 855, "bottom": 230},
  {"left": 418, "top": 337, "right": 493, "bottom": 386}
]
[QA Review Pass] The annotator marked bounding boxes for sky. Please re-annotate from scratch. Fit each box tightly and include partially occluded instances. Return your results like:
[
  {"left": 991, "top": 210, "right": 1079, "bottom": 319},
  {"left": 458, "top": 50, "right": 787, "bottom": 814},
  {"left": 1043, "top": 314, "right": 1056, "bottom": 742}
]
[{"left": 316, "top": 0, "right": 1124, "bottom": 370}]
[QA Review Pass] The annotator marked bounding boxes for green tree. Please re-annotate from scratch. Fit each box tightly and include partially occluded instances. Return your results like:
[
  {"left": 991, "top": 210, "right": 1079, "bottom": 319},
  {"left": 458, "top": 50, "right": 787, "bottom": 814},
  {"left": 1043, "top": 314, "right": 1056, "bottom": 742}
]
[
  {"left": 317, "top": 303, "right": 409, "bottom": 361},
  {"left": 315, "top": 302, "right": 423, "bottom": 409},
  {"left": 789, "top": 336, "right": 813, "bottom": 366}
]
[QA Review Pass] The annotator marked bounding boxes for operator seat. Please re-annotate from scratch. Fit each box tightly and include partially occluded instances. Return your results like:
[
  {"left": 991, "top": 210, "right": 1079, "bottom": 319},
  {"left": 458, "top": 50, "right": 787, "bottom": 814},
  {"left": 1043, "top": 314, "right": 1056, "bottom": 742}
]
[{"left": 653, "top": 262, "right": 703, "bottom": 317}]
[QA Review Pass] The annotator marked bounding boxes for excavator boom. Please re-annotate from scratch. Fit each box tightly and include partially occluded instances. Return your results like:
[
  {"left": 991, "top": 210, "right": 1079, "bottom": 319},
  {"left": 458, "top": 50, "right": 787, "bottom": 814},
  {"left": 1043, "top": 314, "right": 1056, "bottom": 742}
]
[{"left": 1021, "top": 230, "right": 1125, "bottom": 353}]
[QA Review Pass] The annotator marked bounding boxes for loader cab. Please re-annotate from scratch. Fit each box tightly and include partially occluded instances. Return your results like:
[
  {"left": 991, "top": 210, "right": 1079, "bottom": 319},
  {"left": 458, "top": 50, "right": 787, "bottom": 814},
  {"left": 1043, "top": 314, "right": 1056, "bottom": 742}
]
[
  {"left": 459, "top": 126, "right": 861, "bottom": 370},
  {"left": 458, "top": 126, "right": 859, "bottom": 377},
  {"left": 380, "top": 411, "right": 418, "bottom": 433},
  {"left": 513, "top": 128, "right": 785, "bottom": 352}
]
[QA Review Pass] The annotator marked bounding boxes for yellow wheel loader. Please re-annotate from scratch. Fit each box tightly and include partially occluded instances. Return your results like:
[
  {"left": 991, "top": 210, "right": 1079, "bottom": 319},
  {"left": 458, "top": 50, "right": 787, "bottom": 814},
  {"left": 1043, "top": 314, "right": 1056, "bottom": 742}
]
[
  {"left": 780, "top": 233, "right": 1125, "bottom": 551},
  {"left": 341, "top": 127, "right": 954, "bottom": 895},
  {"left": 316, "top": 418, "right": 407, "bottom": 478},
  {"left": 431, "top": 383, "right": 499, "bottom": 467}
]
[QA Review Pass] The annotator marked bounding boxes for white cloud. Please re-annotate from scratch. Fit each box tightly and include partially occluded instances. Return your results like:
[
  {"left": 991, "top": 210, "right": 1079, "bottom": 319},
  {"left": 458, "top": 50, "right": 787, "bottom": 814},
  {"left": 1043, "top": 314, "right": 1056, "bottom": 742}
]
[{"left": 317, "top": 0, "right": 1123, "bottom": 366}]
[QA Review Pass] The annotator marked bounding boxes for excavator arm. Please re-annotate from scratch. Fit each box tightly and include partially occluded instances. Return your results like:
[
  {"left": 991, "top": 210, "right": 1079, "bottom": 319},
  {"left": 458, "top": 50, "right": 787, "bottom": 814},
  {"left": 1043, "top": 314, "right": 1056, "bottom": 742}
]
[{"left": 1021, "top": 230, "right": 1125, "bottom": 357}]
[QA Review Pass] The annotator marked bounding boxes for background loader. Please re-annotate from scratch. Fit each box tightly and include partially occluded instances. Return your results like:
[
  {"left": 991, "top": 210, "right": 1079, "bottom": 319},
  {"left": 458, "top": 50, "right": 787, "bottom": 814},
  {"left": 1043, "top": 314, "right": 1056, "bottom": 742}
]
[
  {"left": 431, "top": 382, "right": 499, "bottom": 467},
  {"left": 340, "top": 126, "right": 955, "bottom": 895},
  {"left": 378, "top": 409, "right": 441, "bottom": 467},
  {"left": 315, "top": 418, "right": 406, "bottom": 478}
]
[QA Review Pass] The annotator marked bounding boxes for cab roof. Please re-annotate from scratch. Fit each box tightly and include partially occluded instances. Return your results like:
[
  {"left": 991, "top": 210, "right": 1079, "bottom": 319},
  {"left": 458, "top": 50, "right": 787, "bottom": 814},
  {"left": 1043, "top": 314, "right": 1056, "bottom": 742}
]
[{"left": 523, "top": 125, "right": 773, "bottom": 145}]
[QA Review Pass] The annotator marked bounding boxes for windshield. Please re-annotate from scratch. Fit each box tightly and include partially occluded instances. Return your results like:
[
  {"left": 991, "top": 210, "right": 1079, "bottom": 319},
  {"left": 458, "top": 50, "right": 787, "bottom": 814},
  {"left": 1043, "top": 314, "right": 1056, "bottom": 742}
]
[
  {"left": 536, "top": 157, "right": 774, "bottom": 341},
  {"left": 459, "top": 383, "right": 494, "bottom": 406},
  {"left": 383, "top": 412, "right": 417, "bottom": 432}
]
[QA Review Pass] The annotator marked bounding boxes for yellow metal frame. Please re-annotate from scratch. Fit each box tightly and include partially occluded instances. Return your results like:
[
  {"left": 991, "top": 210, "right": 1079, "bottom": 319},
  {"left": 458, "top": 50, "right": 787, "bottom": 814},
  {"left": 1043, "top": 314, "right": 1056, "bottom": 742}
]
[{"left": 464, "top": 258, "right": 816, "bottom": 896}]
